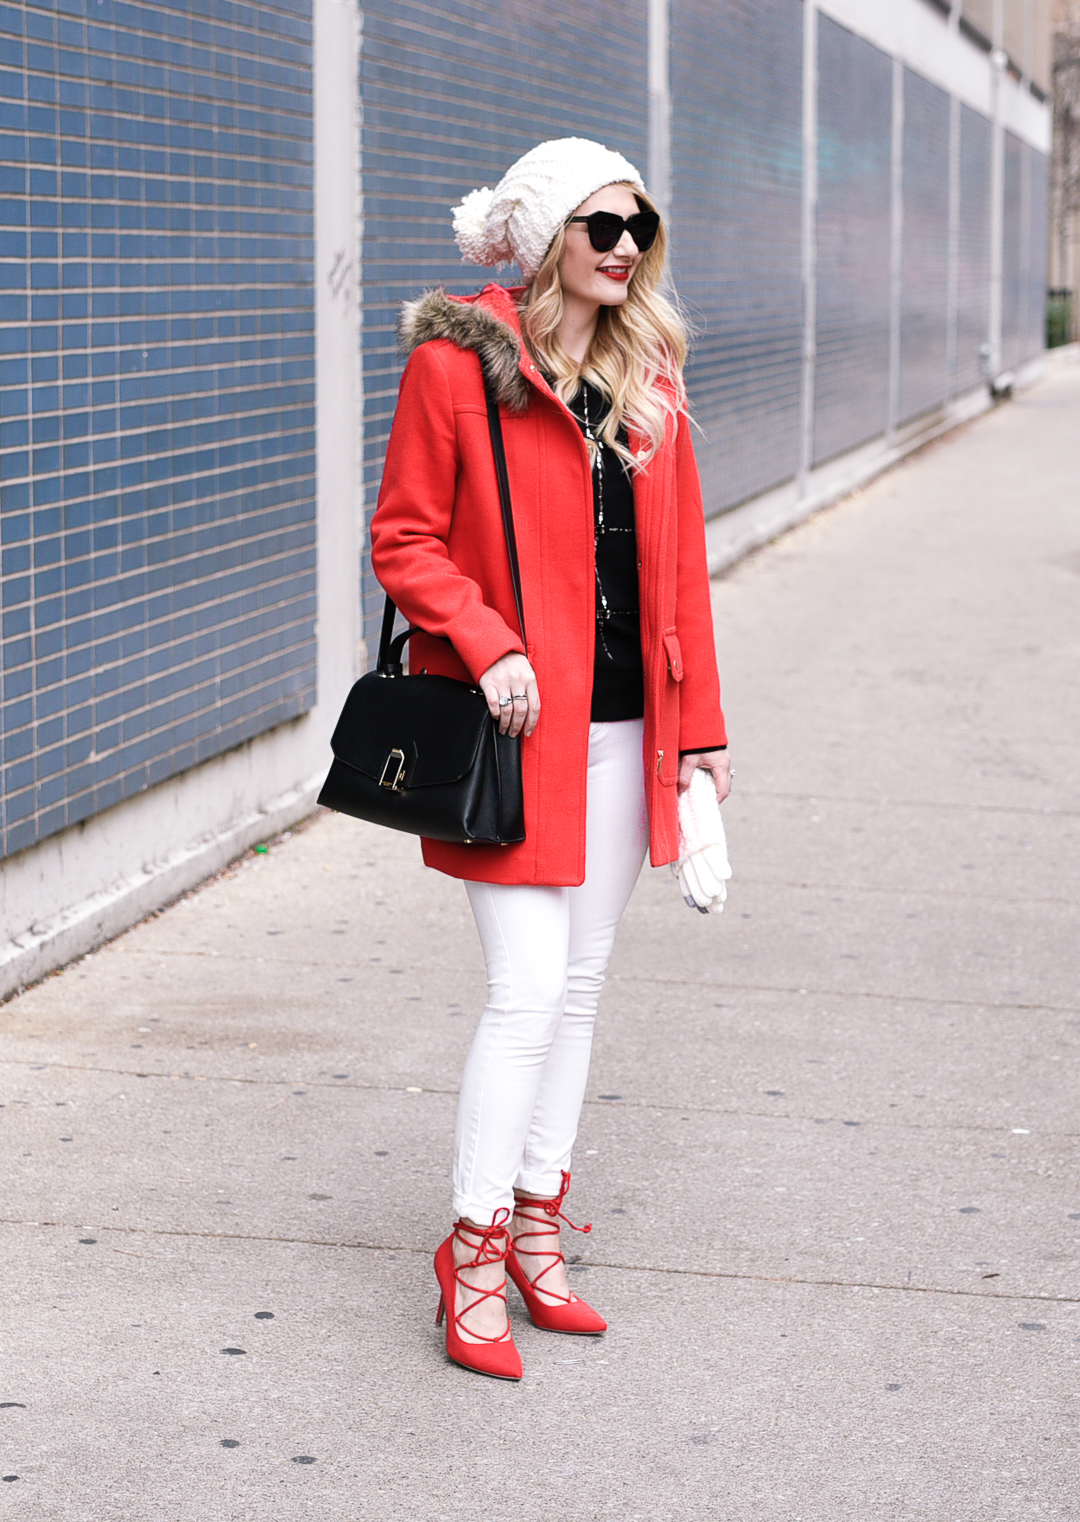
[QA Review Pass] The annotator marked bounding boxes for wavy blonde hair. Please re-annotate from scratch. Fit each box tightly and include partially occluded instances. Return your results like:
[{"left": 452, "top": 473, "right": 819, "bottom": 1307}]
[{"left": 519, "top": 186, "right": 687, "bottom": 470}]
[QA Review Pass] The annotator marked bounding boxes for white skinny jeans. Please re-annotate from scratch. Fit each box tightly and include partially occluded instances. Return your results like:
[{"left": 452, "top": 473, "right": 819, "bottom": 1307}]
[{"left": 453, "top": 719, "right": 648, "bottom": 1225}]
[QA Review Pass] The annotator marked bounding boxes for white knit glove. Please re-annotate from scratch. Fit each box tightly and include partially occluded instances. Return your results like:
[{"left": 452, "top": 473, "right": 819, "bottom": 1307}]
[{"left": 673, "top": 766, "right": 732, "bottom": 914}]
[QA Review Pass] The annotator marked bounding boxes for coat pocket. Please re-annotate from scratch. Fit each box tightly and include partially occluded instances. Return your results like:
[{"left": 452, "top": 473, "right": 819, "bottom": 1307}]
[{"left": 662, "top": 629, "right": 684, "bottom": 682}]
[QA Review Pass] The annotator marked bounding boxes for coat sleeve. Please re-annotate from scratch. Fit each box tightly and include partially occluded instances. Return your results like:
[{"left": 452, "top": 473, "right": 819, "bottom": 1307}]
[
  {"left": 368, "top": 342, "right": 526, "bottom": 682},
  {"left": 673, "top": 411, "right": 728, "bottom": 751}
]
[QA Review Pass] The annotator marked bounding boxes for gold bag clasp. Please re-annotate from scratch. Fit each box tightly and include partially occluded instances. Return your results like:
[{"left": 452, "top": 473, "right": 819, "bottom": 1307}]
[{"left": 379, "top": 748, "right": 407, "bottom": 792}]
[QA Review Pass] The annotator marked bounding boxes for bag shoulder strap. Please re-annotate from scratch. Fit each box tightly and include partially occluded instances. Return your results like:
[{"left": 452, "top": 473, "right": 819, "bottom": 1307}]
[
  {"left": 376, "top": 360, "right": 526, "bottom": 674},
  {"left": 481, "top": 369, "right": 527, "bottom": 650}
]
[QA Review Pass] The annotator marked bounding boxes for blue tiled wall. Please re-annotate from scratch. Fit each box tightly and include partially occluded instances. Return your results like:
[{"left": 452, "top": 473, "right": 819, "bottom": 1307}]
[
  {"left": 670, "top": 0, "right": 804, "bottom": 513},
  {"left": 899, "top": 67, "right": 951, "bottom": 424},
  {"left": 1026, "top": 145, "right": 1048, "bottom": 363},
  {"left": 357, "top": 3, "right": 1049, "bottom": 659},
  {"left": 0, "top": 0, "right": 315, "bottom": 860},
  {"left": 814, "top": 16, "right": 892, "bottom": 464},
  {"left": 2, "top": 1, "right": 1052, "bottom": 860},
  {"left": 358, "top": 0, "right": 649, "bottom": 654},
  {"left": 1001, "top": 130, "right": 1048, "bottom": 372},
  {"left": 955, "top": 103, "right": 992, "bottom": 393}
]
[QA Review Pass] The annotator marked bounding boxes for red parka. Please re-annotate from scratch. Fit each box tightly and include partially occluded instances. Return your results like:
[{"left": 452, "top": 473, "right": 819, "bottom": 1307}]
[{"left": 369, "top": 283, "right": 726, "bottom": 886}]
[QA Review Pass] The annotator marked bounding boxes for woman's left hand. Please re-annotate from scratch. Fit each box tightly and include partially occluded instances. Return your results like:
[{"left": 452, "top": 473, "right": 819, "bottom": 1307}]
[{"left": 678, "top": 749, "right": 731, "bottom": 803}]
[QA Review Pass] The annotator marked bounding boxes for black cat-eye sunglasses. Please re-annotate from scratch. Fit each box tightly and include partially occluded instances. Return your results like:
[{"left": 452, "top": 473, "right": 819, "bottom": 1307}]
[{"left": 565, "top": 208, "right": 661, "bottom": 254}]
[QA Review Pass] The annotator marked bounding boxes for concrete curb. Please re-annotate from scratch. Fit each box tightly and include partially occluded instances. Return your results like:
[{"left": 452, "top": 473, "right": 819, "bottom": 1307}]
[{"left": 0, "top": 774, "right": 322, "bottom": 1003}]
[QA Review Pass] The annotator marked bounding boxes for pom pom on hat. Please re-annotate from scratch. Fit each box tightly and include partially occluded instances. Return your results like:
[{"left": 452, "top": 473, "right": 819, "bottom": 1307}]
[
  {"left": 451, "top": 137, "right": 647, "bottom": 280},
  {"left": 451, "top": 186, "right": 498, "bottom": 266}
]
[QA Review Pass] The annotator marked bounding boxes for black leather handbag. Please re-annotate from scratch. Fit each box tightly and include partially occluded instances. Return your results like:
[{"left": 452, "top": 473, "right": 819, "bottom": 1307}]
[{"left": 317, "top": 371, "right": 527, "bottom": 845}]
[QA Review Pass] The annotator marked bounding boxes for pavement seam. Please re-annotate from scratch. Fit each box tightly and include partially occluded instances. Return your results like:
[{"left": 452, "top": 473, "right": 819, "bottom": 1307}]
[
  {"left": 730, "top": 875, "right": 1080, "bottom": 909},
  {"left": 2, "top": 1058, "right": 1076, "bottom": 1139},
  {"left": 738, "top": 790, "right": 1080, "bottom": 820},
  {"left": 2, "top": 1217, "right": 1074, "bottom": 1307},
  {"left": 8, "top": 965, "right": 1078, "bottom": 1014},
  {"left": 608, "top": 974, "right": 1080, "bottom": 1015}
]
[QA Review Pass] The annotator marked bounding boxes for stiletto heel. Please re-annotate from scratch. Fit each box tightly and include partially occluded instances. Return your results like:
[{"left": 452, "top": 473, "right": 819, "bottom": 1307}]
[
  {"left": 433, "top": 1209, "right": 523, "bottom": 1380},
  {"left": 508, "top": 1171, "right": 607, "bottom": 1335}
]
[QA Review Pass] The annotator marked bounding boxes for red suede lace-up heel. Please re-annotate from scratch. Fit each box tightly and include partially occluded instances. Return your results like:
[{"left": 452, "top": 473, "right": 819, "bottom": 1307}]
[
  {"left": 434, "top": 1209, "right": 523, "bottom": 1380},
  {"left": 507, "top": 1171, "right": 607, "bottom": 1335}
]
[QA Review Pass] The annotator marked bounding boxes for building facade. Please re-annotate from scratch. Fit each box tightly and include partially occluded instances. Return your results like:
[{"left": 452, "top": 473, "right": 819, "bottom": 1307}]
[{"left": 1, "top": 0, "right": 1052, "bottom": 995}]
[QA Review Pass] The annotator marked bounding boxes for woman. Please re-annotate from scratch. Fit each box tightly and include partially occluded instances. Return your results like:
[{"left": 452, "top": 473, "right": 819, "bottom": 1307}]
[{"left": 370, "top": 138, "right": 730, "bottom": 1380}]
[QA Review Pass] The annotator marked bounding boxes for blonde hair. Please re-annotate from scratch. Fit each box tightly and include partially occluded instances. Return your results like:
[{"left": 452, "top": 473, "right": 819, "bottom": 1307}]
[{"left": 519, "top": 186, "right": 687, "bottom": 470}]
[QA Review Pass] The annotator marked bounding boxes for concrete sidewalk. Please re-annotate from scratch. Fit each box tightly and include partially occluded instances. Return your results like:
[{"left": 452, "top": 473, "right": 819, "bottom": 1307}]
[{"left": 2, "top": 358, "right": 1078, "bottom": 1521}]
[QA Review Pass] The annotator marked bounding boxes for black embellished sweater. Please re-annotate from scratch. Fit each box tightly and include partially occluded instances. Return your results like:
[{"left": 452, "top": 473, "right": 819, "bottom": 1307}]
[{"left": 565, "top": 380, "right": 645, "bottom": 723}]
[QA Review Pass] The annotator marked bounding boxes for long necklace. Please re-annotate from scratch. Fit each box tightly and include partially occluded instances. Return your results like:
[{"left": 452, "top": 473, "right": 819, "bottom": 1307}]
[
  {"left": 579, "top": 382, "right": 606, "bottom": 529},
  {"left": 577, "top": 383, "right": 613, "bottom": 659}
]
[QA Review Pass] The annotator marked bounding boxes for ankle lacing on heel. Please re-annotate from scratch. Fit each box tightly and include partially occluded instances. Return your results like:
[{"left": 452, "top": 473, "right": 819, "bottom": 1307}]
[
  {"left": 508, "top": 1170, "right": 607, "bottom": 1335},
  {"left": 444, "top": 1211, "right": 513, "bottom": 1344},
  {"left": 433, "top": 1207, "right": 523, "bottom": 1380}
]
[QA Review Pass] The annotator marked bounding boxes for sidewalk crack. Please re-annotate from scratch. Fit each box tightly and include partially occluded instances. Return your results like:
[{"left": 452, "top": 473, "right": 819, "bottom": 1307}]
[{"left": 1, "top": 1217, "right": 1074, "bottom": 1307}]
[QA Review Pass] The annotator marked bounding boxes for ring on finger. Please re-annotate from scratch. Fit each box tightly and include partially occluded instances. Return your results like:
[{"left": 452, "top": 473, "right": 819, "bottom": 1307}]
[
  {"left": 511, "top": 693, "right": 527, "bottom": 702},
  {"left": 498, "top": 695, "right": 514, "bottom": 707}
]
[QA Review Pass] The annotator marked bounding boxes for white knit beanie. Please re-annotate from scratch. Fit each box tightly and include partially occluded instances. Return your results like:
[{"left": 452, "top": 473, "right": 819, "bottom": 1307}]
[{"left": 452, "top": 137, "right": 648, "bottom": 281}]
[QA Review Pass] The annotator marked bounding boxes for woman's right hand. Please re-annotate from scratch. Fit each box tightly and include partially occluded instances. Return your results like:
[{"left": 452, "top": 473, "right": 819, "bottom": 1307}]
[{"left": 478, "top": 652, "right": 540, "bottom": 738}]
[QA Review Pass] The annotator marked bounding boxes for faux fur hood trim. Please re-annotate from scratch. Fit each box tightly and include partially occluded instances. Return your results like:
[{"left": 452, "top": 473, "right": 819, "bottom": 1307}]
[{"left": 397, "top": 286, "right": 531, "bottom": 414}]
